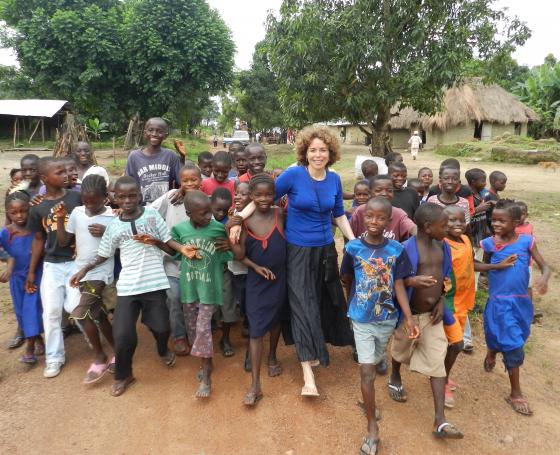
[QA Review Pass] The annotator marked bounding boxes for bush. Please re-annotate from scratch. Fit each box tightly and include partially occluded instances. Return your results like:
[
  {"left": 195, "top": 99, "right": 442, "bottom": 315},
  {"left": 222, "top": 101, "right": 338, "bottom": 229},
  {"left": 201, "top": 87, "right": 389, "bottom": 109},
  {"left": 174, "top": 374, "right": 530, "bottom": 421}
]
[
  {"left": 435, "top": 142, "right": 482, "bottom": 157},
  {"left": 490, "top": 147, "right": 560, "bottom": 163}
]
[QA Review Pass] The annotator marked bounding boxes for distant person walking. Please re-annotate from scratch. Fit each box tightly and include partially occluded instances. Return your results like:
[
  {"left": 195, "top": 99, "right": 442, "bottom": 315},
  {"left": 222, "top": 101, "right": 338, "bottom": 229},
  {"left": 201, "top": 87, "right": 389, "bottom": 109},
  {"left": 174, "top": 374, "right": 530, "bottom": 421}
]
[
  {"left": 212, "top": 134, "right": 218, "bottom": 148},
  {"left": 408, "top": 131, "right": 422, "bottom": 160}
]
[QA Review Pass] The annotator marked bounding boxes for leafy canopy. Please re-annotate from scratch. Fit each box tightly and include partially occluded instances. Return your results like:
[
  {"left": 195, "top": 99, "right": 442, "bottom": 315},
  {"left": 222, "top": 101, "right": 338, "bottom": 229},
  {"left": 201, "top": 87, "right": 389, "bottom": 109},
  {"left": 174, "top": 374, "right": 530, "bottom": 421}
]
[{"left": 266, "top": 0, "right": 530, "bottom": 154}]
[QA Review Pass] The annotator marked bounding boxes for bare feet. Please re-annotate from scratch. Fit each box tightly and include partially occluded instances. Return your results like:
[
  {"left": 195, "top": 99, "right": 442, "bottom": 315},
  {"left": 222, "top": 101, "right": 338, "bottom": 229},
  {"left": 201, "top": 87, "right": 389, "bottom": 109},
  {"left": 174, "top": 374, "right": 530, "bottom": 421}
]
[
  {"left": 243, "top": 387, "right": 263, "bottom": 406},
  {"left": 196, "top": 380, "right": 211, "bottom": 398},
  {"left": 110, "top": 376, "right": 136, "bottom": 397}
]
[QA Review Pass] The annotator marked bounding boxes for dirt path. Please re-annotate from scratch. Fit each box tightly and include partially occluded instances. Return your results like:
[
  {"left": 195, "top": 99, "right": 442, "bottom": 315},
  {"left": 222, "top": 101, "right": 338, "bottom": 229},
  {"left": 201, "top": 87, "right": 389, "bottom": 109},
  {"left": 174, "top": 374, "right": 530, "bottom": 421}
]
[{"left": 0, "top": 148, "right": 559, "bottom": 454}]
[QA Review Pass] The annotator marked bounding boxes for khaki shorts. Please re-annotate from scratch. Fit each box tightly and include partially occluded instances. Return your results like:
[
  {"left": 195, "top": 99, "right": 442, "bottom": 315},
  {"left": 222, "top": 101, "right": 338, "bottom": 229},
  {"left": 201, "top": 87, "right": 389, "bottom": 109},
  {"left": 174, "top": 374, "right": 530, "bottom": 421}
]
[
  {"left": 102, "top": 281, "right": 118, "bottom": 312},
  {"left": 391, "top": 313, "right": 447, "bottom": 378},
  {"left": 71, "top": 280, "right": 108, "bottom": 322}
]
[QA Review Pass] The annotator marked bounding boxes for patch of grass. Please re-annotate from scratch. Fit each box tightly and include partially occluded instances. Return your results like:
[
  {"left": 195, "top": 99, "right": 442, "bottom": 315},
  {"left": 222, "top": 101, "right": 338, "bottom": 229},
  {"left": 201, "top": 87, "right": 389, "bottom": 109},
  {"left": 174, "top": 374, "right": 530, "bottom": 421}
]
[
  {"left": 435, "top": 142, "right": 484, "bottom": 157},
  {"left": 473, "top": 289, "right": 488, "bottom": 315}
]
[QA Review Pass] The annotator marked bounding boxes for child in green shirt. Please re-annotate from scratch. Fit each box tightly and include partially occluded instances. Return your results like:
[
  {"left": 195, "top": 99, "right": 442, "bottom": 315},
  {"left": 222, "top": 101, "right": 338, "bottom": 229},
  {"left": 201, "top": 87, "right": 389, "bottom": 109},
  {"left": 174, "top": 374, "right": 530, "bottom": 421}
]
[{"left": 171, "top": 191, "right": 232, "bottom": 398}]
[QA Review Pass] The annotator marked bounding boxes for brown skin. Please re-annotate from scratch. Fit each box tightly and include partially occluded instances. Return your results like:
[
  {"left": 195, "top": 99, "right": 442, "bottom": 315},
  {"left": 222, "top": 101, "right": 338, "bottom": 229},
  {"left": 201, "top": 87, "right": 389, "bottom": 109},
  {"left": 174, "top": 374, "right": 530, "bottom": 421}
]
[
  {"left": 438, "top": 168, "right": 461, "bottom": 204},
  {"left": 142, "top": 119, "right": 168, "bottom": 156},
  {"left": 469, "top": 175, "right": 494, "bottom": 213},
  {"left": 345, "top": 183, "right": 369, "bottom": 217},
  {"left": 25, "top": 162, "right": 68, "bottom": 293},
  {"left": 74, "top": 142, "right": 93, "bottom": 180},
  {"left": 233, "top": 150, "right": 249, "bottom": 175},
  {"left": 418, "top": 169, "right": 433, "bottom": 188},
  {"left": 10, "top": 170, "right": 23, "bottom": 186},
  {"left": 390, "top": 170, "right": 407, "bottom": 190},
  {"left": 490, "top": 176, "right": 507, "bottom": 194},
  {"left": 20, "top": 158, "right": 41, "bottom": 194},
  {"left": 212, "top": 161, "right": 231, "bottom": 184},
  {"left": 0, "top": 200, "right": 44, "bottom": 357},
  {"left": 484, "top": 208, "right": 550, "bottom": 412},
  {"left": 246, "top": 146, "right": 267, "bottom": 175},
  {"left": 198, "top": 158, "right": 213, "bottom": 178},
  {"left": 234, "top": 182, "right": 251, "bottom": 212},
  {"left": 341, "top": 200, "right": 419, "bottom": 443},
  {"left": 229, "top": 182, "right": 284, "bottom": 405},
  {"left": 389, "top": 211, "right": 453, "bottom": 432},
  {"left": 211, "top": 198, "right": 231, "bottom": 222},
  {"left": 361, "top": 162, "right": 378, "bottom": 180}
]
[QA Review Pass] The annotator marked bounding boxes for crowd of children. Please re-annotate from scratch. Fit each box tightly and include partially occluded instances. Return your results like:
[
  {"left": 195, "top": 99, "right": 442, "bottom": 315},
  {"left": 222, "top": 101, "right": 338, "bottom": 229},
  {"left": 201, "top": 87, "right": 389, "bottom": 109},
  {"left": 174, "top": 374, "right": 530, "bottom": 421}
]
[{"left": 0, "top": 118, "right": 551, "bottom": 454}]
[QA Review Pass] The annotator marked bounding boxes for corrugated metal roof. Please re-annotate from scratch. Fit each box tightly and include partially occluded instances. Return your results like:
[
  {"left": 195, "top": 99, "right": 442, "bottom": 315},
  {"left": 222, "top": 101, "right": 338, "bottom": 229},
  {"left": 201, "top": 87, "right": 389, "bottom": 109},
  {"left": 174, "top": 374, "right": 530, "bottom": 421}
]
[{"left": 0, "top": 99, "right": 68, "bottom": 117}]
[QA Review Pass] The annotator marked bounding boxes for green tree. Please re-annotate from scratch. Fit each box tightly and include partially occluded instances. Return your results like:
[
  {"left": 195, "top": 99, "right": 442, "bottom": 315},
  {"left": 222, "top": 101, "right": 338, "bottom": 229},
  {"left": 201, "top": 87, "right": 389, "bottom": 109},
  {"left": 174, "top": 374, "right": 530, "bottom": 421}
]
[
  {"left": 462, "top": 52, "right": 530, "bottom": 92},
  {"left": 238, "top": 40, "right": 283, "bottom": 131},
  {"left": 266, "top": 0, "right": 530, "bottom": 155},
  {"left": 515, "top": 58, "right": 560, "bottom": 139}
]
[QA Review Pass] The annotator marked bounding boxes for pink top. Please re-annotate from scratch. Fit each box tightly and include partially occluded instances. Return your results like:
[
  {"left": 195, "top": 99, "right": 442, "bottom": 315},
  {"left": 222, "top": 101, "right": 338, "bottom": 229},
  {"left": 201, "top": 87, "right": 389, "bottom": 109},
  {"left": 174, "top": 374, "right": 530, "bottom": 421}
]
[
  {"left": 200, "top": 178, "right": 235, "bottom": 203},
  {"left": 350, "top": 204, "right": 416, "bottom": 241},
  {"left": 427, "top": 194, "right": 471, "bottom": 224},
  {"left": 515, "top": 223, "right": 534, "bottom": 236}
]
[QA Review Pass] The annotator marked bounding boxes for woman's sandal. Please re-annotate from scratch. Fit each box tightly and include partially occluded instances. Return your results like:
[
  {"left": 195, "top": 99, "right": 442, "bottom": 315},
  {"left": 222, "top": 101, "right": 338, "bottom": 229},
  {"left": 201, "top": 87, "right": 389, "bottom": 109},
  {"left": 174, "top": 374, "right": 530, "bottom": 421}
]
[
  {"left": 268, "top": 361, "right": 282, "bottom": 377},
  {"left": 360, "top": 437, "right": 380, "bottom": 455},
  {"left": 243, "top": 390, "right": 263, "bottom": 407},
  {"left": 84, "top": 361, "right": 109, "bottom": 384},
  {"left": 387, "top": 381, "right": 407, "bottom": 402},
  {"left": 505, "top": 396, "right": 533, "bottom": 416},
  {"left": 301, "top": 385, "right": 320, "bottom": 397},
  {"left": 432, "top": 422, "right": 464, "bottom": 439},
  {"left": 220, "top": 339, "right": 235, "bottom": 357},
  {"left": 484, "top": 356, "right": 496, "bottom": 373},
  {"left": 110, "top": 376, "right": 136, "bottom": 397},
  {"left": 19, "top": 354, "right": 37, "bottom": 364}
]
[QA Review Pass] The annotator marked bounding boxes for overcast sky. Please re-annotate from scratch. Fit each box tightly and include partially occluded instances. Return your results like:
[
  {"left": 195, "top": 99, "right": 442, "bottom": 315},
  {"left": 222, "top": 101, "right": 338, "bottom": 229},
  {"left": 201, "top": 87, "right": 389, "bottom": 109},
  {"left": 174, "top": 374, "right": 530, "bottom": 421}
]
[{"left": 1, "top": 0, "right": 558, "bottom": 69}]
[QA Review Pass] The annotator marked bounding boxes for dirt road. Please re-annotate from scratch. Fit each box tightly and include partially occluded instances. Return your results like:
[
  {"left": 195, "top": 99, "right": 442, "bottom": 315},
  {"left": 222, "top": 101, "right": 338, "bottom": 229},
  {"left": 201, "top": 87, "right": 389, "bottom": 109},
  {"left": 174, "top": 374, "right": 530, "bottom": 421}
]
[{"left": 0, "top": 147, "right": 559, "bottom": 454}]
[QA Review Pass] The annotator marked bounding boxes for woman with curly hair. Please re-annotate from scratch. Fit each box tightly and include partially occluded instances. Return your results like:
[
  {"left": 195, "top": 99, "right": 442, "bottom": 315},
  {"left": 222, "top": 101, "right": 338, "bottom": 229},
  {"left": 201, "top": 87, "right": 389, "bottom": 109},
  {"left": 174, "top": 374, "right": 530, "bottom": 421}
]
[{"left": 231, "top": 126, "right": 355, "bottom": 396}]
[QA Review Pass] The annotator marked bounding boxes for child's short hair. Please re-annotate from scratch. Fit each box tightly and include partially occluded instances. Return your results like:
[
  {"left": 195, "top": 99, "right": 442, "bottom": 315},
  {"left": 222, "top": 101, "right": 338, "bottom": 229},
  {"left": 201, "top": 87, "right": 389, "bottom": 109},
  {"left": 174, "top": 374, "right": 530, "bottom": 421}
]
[
  {"left": 489, "top": 170, "right": 507, "bottom": 184},
  {"left": 384, "top": 152, "right": 402, "bottom": 167},
  {"left": 180, "top": 163, "right": 202, "bottom": 177},
  {"left": 368, "top": 174, "right": 391, "bottom": 189},
  {"left": 114, "top": 175, "right": 139, "bottom": 191},
  {"left": 249, "top": 173, "right": 275, "bottom": 192},
  {"left": 439, "top": 158, "right": 460, "bottom": 172},
  {"left": 354, "top": 180, "right": 369, "bottom": 191},
  {"left": 407, "top": 178, "right": 423, "bottom": 190},
  {"left": 5, "top": 190, "right": 30, "bottom": 208},
  {"left": 10, "top": 168, "right": 21, "bottom": 178},
  {"left": 388, "top": 162, "right": 407, "bottom": 174},
  {"left": 245, "top": 143, "right": 265, "bottom": 155},
  {"left": 81, "top": 174, "right": 107, "bottom": 196},
  {"left": 418, "top": 167, "right": 432, "bottom": 177},
  {"left": 185, "top": 190, "right": 210, "bottom": 211},
  {"left": 465, "top": 168, "right": 486, "bottom": 184},
  {"left": 213, "top": 150, "right": 232, "bottom": 166},
  {"left": 20, "top": 154, "right": 39, "bottom": 166},
  {"left": 37, "top": 156, "right": 60, "bottom": 175},
  {"left": 211, "top": 187, "right": 232, "bottom": 205},
  {"left": 228, "top": 141, "right": 245, "bottom": 154},
  {"left": 366, "top": 196, "right": 392, "bottom": 216},
  {"left": 197, "top": 151, "right": 213, "bottom": 163},
  {"left": 145, "top": 117, "right": 168, "bottom": 132},
  {"left": 414, "top": 202, "right": 445, "bottom": 229},
  {"left": 495, "top": 198, "right": 521, "bottom": 221}
]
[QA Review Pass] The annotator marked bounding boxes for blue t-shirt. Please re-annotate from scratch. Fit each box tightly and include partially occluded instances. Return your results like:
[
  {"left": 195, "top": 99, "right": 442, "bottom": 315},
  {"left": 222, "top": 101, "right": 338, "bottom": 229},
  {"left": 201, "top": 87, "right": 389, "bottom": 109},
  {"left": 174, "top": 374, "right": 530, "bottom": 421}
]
[
  {"left": 341, "top": 238, "right": 413, "bottom": 323},
  {"left": 275, "top": 165, "right": 344, "bottom": 247}
]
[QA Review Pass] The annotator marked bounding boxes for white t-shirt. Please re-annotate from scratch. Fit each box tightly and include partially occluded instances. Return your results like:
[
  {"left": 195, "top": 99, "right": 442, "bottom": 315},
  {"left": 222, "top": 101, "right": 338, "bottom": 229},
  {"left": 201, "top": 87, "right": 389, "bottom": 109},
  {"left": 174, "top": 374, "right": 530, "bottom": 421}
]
[
  {"left": 83, "top": 165, "right": 110, "bottom": 185},
  {"left": 66, "top": 206, "right": 116, "bottom": 283},
  {"left": 408, "top": 135, "right": 422, "bottom": 148},
  {"left": 151, "top": 189, "right": 188, "bottom": 278}
]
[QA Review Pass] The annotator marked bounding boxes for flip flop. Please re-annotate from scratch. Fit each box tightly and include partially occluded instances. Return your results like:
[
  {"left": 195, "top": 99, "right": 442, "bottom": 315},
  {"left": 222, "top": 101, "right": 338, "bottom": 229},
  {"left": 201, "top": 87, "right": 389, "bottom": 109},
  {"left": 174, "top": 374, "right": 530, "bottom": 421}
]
[
  {"left": 243, "top": 390, "right": 263, "bottom": 407},
  {"left": 447, "top": 378, "right": 458, "bottom": 391},
  {"left": 505, "top": 396, "right": 533, "bottom": 416},
  {"left": 110, "top": 376, "right": 136, "bottom": 397},
  {"left": 161, "top": 351, "right": 176, "bottom": 367},
  {"left": 84, "top": 361, "right": 109, "bottom": 384},
  {"left": 220, "top": 340, "right": 235, "bottom": 357},
  {"left": 432, "top": 422, "right": 464, "bottom": 439},
  {"left": 301, "top": 385, "right": 320, "bottom": 397},
  {"left": 267, "top": 361, "right": 282, "bottom": 377},
  {"left": 8, "top": 335, "right": 24, "bottom": 349},
  {"left": 360, "top": 437, "right": 380, "bottom": 455},
  {"left": 387, "top": 381, "right": 407, "bottom": 402},
  {"left": 19, "top": 354, "right": 37, "bottom": 364}
]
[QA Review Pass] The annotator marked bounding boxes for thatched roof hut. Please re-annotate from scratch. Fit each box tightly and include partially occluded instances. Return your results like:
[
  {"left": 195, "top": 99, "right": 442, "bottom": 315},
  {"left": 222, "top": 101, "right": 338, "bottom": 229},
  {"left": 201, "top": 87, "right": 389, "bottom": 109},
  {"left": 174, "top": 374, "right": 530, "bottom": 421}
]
[{"left": 389, "top": 80, "right": 538, "bottom": 131}]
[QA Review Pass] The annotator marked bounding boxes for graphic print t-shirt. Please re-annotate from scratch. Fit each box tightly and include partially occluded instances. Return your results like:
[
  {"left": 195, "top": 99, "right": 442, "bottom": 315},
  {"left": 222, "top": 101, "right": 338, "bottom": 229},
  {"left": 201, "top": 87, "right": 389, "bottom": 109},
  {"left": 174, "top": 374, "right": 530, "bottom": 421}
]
[
  {"left": 125, "top": 148, "right": 182, "bottom": 204},
  {"left": 27, "top": 190, "right": 82, "bottom": 263},
  {"left": 341, "top": 238, "right": 413, "bottom": 323},
  {"left": 171, "top": 220, "right": 233, "bottom": 306}
]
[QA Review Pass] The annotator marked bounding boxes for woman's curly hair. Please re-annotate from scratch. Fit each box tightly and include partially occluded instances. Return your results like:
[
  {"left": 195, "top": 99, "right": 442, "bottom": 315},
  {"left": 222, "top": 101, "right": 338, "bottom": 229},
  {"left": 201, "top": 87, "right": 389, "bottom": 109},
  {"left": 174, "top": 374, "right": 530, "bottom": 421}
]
[{"left": 295, "top": 126, "right": 341, "bottom": 167}]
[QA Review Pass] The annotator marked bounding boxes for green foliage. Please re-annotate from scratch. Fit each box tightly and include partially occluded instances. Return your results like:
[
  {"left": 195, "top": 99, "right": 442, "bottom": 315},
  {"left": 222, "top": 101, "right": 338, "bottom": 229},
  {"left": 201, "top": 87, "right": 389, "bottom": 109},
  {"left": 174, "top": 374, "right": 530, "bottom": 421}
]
[
  {"left": 265, "top": 0, "right": 530, "bottom": 156},
  {"left": 490, "top": 147, "right": 559, "bottom": 164},
  {"left": 515, "top": 58, "right": 560, "bottom": 140},
  {"left": 85, "top": 118, "right": 110, "bottom": 140},
  {"left": 435, "top": 143, "right": 483, "bottom": 157},
  {"left": 0, "top": 0, "right": 235, "bottom": 127},
  {"left": 462, "top": 52, "right": 530, "bottom": 92}
]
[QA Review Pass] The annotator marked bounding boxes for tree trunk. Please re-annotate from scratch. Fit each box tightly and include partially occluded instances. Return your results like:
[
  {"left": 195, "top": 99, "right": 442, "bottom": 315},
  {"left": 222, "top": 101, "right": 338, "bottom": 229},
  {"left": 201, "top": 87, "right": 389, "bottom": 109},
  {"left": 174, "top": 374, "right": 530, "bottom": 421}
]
[{"left": 370, "top": 108, "right": 393, "bottom": 157}]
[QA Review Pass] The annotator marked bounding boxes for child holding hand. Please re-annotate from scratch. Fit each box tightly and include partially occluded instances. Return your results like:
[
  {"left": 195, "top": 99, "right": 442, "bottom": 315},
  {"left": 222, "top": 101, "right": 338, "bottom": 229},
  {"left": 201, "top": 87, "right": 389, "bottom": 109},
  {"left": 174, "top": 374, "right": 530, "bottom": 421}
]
[{"left": 341, "top": 197, "right": 419, "bottom": 455}]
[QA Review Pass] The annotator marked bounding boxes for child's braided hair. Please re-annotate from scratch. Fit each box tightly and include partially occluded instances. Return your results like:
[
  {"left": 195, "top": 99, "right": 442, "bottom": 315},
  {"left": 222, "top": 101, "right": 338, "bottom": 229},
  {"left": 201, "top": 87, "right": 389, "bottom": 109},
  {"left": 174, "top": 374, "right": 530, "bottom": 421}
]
[
  {"left": 5, "top": 190, "right": 30, "bottom": 208},
  {"left": 249, "top": 173, "right": 275, "bottom": 193},
  {"left": 81, "top": 174, "right": 107, "bottom": 197},
  {"left": 495, "top": 198, "right": 521, "bottom": 222}
]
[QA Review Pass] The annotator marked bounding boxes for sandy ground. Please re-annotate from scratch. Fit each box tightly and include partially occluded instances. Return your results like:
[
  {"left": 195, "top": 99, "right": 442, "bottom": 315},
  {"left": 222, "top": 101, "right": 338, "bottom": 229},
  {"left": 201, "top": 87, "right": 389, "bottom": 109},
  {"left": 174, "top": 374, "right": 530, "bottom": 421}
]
[{"left": 0, "top": 146, "right": 559, "bottom": 454}]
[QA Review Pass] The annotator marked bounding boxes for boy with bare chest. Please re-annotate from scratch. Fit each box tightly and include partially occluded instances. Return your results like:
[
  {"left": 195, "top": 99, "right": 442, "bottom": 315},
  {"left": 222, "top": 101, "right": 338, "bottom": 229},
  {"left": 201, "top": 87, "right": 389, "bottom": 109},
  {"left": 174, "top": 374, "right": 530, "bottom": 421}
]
[{"left": 388, "top": 203, "right": 464, "bottom": 440}]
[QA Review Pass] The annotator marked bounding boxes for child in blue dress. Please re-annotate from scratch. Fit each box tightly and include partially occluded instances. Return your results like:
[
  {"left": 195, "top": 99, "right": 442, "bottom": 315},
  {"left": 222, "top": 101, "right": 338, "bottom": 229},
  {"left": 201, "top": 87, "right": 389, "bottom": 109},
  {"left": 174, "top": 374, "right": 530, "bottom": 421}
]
[
  {"left": 481, "top": 199, "right": 550, "bottom": 416},
  {"left": 230, "top": 174, "right": 287, "bottom": 407},
  {"left": 0, "top": 192, "right": 44, "bottom": 363}
]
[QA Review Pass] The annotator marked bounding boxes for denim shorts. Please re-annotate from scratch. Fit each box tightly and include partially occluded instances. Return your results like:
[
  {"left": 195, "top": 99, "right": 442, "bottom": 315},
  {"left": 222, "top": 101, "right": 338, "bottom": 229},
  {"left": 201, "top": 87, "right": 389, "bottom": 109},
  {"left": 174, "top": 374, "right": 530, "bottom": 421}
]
[{"left": 352, "top": 317, "right": 398, "bottom": 364}]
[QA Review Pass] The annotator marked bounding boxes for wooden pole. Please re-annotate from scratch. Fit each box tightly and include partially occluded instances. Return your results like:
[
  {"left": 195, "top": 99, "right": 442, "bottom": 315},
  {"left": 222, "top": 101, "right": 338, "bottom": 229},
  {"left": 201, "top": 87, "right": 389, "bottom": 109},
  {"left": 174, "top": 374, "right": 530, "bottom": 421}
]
[
  {"left": 13, "top": 117, "right": 18, "bottom": 147},
  {"left": 41, "top": 118, "right": 45, "bottom": 143},
  {"left": 112, "top": 136, "right": 116, "bottom": 165},
  {"left": 28, "top": 119, "right": 41, "bottom": 143}
]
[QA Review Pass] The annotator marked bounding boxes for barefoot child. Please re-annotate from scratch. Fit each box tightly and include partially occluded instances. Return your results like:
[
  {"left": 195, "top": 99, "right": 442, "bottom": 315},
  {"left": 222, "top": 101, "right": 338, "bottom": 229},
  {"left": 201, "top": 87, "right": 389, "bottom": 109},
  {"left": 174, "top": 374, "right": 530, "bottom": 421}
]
[
  {"left": 70, "top": 176, "right": 179, "bottom": 396},
  {"left": 481, "top": 199, "right": 550, "bottom": 416},
  {"left": 55, "top": 175, "right": 117, "bottom": 384},
  {"left": 0, "top": 192, "right": 44, "bottom": 363},
  {"left": 230, "top": 174, "right": 287, "bottom": 406},
  {"left": 200, "top": 151, "right": 235, "bottom": 201},
  {"left": 442, "top": 205, "right": 515, "bottom": 408},
  {"left": 170, "top": 191, "right": 233, "bottom": 398},
  {"left": 389, "top": 203, "right": 464, "bottom": 439},
  {"left": 26, "top": 157, "right": 82, "bottom": 378},
  {"left": 151, "top": 164, "right": 203, "bottom": 356},
  {"left": 341, "top": 197, "right": 419, "bottom": 454}
]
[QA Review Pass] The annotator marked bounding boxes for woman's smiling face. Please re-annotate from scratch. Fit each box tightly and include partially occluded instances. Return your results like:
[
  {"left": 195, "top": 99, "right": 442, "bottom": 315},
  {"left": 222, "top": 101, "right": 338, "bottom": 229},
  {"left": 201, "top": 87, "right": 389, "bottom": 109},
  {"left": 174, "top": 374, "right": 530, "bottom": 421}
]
[{"left": 306, "top": 138, "right": 330, "bottom": 171}]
